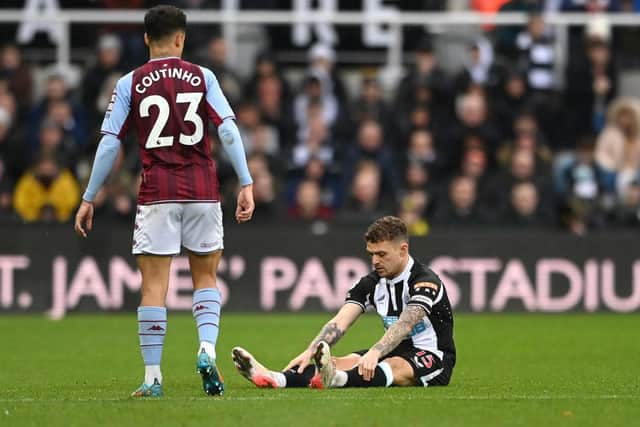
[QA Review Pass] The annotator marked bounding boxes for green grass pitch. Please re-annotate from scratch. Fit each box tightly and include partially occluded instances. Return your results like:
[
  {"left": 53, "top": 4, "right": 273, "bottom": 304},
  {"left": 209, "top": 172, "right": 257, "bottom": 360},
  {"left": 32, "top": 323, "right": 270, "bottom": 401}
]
[{"left": 0, "top": 313, "right": 639, "bottom": 427}]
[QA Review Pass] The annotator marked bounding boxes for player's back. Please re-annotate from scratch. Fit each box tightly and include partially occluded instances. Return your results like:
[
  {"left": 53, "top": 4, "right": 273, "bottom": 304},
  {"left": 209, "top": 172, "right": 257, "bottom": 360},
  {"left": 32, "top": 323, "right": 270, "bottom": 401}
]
[{"left": 127, "top": 57, "right": 222, "bottom": 204}]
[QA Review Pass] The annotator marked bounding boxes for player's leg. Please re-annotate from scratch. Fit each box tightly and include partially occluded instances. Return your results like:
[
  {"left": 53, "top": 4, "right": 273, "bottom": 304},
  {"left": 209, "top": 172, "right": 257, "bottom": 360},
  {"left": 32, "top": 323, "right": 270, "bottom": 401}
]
[
  {"left": 311, "top": 342, "right": 399, "bottom": 389},
  {"left": 314, "top": 342, "right": 446, "bottom": 388},
  {"left": 131, "top": 203, "right": 181, "bottom": 397},
  {"left": 189, "top": 250, "right": 223, "bottom": 357},
  {"left": 132, "top": 254, "right": 172, "bottom": 397},
  {"left": 232, "top": 347, "right": 360, "bottom": 389},
  {"left": 232, "top": 347, "right": 287, "bottom": 388},
  {"left": 183, "top": 202, "right": 225, "bottom": 395}
]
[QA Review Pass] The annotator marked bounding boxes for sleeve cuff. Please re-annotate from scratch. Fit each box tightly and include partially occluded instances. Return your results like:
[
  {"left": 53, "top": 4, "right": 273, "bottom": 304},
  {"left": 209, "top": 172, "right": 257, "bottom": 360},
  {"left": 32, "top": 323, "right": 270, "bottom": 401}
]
[
  {"left": 239, "top": 175, "right": 253, "bottom": 186},
  {"left": 407, "top": 296, "right": 433, "bottom": 315},
  {"left": 345, "top": 300, "right": 366, "bottom": 312},
  {"left": 82, "top": 191, "right": 96, "bottom": 203}
]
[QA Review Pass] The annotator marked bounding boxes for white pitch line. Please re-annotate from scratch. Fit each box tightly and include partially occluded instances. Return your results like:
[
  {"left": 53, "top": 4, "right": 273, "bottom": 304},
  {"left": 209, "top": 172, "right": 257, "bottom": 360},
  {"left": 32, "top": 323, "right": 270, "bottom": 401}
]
[{"left": 0, "top": 395, "right": 638, "bottom": 403}]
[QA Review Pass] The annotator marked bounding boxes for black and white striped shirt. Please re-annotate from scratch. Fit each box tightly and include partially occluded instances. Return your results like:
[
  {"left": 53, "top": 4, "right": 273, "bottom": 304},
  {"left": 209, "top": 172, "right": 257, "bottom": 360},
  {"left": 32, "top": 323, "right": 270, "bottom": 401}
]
[{"left": 345, "top": 256, "right": 456, "bottom": 363}]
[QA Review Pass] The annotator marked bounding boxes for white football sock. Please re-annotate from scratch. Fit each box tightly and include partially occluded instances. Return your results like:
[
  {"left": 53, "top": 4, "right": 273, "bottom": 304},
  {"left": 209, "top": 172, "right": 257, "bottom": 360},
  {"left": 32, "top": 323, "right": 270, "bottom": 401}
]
[
  {"left": 331, "top": 370, "right": 348, "bottom": 388},
  {"left": 145, "top": 365, "right": 162, "bottom": 385},
  {"left": 271, "top": 371, "right": 287, "bottom": 388},
  {"left": 378, "top": 362, "right": 394, "bottom": 387},
  {"left": 199, "top": 341, "right": 216, "bottom": 359}
]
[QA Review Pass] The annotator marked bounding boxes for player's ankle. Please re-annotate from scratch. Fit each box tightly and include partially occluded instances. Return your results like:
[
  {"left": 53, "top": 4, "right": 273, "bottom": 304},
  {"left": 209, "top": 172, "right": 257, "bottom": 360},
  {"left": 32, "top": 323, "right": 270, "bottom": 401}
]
[
  {"left": 270, "top": 371, "right": 287, "bottom": 388},
  {"left": 145, "top": 365, "right": 162, "bottom": 385},
  {"left": 199, "top": 341, "right": 216, "bottom": 359}
]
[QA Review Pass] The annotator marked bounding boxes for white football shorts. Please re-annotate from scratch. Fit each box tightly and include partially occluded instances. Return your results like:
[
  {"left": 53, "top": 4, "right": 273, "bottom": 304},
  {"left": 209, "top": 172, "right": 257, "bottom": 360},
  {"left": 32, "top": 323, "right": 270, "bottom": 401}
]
[{"left": 132, "top": 202, "right": 223, "bottom": 255}]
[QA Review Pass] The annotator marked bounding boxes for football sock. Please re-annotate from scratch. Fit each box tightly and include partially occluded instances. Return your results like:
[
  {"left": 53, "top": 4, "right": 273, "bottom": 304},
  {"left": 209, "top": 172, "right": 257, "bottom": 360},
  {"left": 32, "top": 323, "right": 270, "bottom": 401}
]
[
  {"left": 145, "top": 365, "right": 162, "bottom": 386},
  {"left": 270, "top": 372, "right": 287, "bottom": 388},
  {"left": 331, "top": 370, "right": 348, "bottom": 387},
  {"left": 192, "top": 288, "right": 221, "bottom": 356},
  {"left": 137, "top": 306, "right": 167, "bottom": 385},
  {"left": 343, "top": 362, "right": 393, "bottom": 387},
  {"left": 283, "top": 365, "right": 316, "bottom": 387}
]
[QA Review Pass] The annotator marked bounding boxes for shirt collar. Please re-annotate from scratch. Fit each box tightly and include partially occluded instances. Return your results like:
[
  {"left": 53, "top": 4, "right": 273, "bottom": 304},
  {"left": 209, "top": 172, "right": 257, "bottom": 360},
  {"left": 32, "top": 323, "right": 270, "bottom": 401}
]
[
  {"left": 388, "top": 256, "right": 414, "bottom": 284},
  {"left": 148, "top": 56, "right": 180, "bottom": 62}
]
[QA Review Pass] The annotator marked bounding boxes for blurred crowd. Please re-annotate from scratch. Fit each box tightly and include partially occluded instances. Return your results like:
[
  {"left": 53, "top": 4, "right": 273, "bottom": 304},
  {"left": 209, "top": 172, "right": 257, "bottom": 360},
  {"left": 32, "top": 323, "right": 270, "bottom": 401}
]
[{"left": 2, "top": 5, "right": 640, "bottom": 235}]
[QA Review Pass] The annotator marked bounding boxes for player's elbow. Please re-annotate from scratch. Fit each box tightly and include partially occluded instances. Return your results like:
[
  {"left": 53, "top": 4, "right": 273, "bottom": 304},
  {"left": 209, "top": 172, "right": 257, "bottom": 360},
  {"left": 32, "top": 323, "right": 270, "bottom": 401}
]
[{"left": 218, "top": 119, "right": 239, "bottom": 146}]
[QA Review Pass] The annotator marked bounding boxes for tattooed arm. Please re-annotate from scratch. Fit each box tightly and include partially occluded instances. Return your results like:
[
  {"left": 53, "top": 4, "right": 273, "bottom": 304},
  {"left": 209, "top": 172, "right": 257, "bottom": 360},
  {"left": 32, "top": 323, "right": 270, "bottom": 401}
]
[
  {"left": 284, "top": 303, "right": 363, "bottom": 372},
  {"left": 357, "top": 305, "right": 427, "bottom": 381},
  {"left": 372, "top": 305, "right": 426, "bottom": 356}
]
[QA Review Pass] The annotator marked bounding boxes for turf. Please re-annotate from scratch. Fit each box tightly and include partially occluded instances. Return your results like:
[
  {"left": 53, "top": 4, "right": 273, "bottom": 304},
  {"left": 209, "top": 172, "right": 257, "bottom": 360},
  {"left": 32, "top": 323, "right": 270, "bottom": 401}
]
[{"left": 0, "top": 313, "right": 638, "bottom": 427}]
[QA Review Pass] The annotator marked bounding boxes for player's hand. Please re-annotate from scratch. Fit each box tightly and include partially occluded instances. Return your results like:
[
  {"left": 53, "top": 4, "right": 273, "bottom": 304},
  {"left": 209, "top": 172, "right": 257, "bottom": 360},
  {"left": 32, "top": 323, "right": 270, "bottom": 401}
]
[
  {"left": 358, "top": 349, "right": 381, "bottom": 381},
  {"left": 74, "top": 200, "right": 94, "bottom": 238},
  {"left": 235, "top": 184, "right": 254, "bottom": 223},
  {"left": 284, "top": 348, "right": 314, "bottom": 374}
]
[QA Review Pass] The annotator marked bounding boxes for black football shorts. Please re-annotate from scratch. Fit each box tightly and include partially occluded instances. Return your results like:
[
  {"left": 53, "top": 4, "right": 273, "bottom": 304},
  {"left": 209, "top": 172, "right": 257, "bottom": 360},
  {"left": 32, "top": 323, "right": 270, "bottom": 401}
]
[{"left": 352, "top": 345, "right": 452, "bottom": 386}]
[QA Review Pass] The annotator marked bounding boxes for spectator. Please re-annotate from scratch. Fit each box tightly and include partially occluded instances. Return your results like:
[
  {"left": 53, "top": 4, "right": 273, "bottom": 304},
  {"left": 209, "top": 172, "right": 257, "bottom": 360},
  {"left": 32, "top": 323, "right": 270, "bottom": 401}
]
[
  {"left": 433, "top": 175, "right": 487, "bottom": 226},
  {"left": 493, "top": 70, "right": 530, "bottom": 138},
  {"left": 46, "top": 99, "right": 88, "bottom": 149},
  {"left": 566, "top": 37, "right": 617, "bottom": 138},
  {"left": 404, "top": 160, "right": 430, "bottom": 191},
  {"left": 294, "top": 75, "right": 338, "bottom": 135},
  {"left": 341, "top": 161, "right": 390, "bottom": 223},
  {"left": 454, "top": 37, "right": 504, "bottom": 97},
  {"left": 559, "top": 138, "right": 608, "bottom": 234},
  {"left": 0, "top": 44, "right": 33, "bottom": 115},
  {"left": 244, "top": 50, "right": 291, "bottom": 103},
  {"left": 403, "top": 161, "right": 438, "bottom": 216},
  {"left": 307, "top": 43, "right": 348, "bottom": 105},
  {"left": 236, "top": 101, "right": 279, "bottom": 157},
  {"left": 460, "top": 147, "right": 491, "bottom": 199},
  {"left": 495, "top": 0, "right": 541, "bottom": 59},
  {"left": 13, "top": 154, "right": 80, "bottom": 223},
  {"left": 81, "top": 34, "right": 124, "bottom": 132},
  {"left": 250, "top": 153, "right": 280, "bottom": 217},
  {"left": 35, "top": 119, "right": 76, "bottom": 170},
  {"left": 287, "top": 156, "right": 343, "bottom": 210},
  {"left": 202, "top": 36, "right": 243, "bottom": 104},
  {"left": 398, "top": 189, "right": 430, "bottom": 237},
  {"left": 395, "top": 37, "right": 451, "bottom": 125},
  {"left": 288, "top": 179, "right": 333, "bottom": 221},
  {"left": 251, "top": 167, "right": 279, "bottom": 221},
  {"left": 350, "top": 77, "right": 391, "bottom": 131},
  {"left": 0, "top": 106, "right": 27, "bottom": 188},
  {"left": 28, "top": 74, "right": 86, "bottom": 154},
  {"left": 406, "top": 129, "right": 441, "bottom": 180},
  {"left": 291, "top": 102, "right": 334, "bottom": 169},
  {"left": 0, "top": 78, "right": 17, "bottom": 119},
  {"left": 615, "top": 0, "right": 640, "bottom": 67},
  {"left": 615, "top": 179, "right": 640, "bottom": 227},
  {"left": 595, "top": 97, "right": 640, "bottom": 193},
  {"left": 397, "top": 101, "right": 434, "bottom": 147},
  {"left": 104, "top": 174, "right": 136, "bottom": 222},
  {"left": 497, "top": 111, "right": 553, "bottom": 167},
  {"left": 501, "top": 181, "right": 553, "bottom": 226},
  {"left": 343, "top": 119, "right": 399, "bottom": 200},
  {"left": 256, "top": 74, "right": 296, "bottom": 150},
  {"left": 516, "top": 14, "right": 556, "bottom": 93},
  {"left": 448, "top": 92, "right": 500, "bottom": 170},
  {"left": 488, "top": 148, "right": 553, "bottom": 210}
]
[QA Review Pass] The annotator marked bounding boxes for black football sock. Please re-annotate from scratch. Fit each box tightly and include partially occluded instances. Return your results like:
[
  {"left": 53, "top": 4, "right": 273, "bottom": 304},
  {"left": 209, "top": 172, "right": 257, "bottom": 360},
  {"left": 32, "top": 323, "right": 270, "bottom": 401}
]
[
  {"left": 345, "top": 365, "right": 390, "bottom": 387},
  {"left": 282, "top": 365, "right": 316, "bottom": 388}
]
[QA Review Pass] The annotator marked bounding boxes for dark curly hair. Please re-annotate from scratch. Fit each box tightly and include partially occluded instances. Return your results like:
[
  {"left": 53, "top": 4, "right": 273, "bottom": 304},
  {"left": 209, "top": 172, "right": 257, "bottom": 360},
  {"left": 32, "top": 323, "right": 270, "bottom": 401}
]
[{"left": 144, "top": 5, "right": 187, "bottom": 41}]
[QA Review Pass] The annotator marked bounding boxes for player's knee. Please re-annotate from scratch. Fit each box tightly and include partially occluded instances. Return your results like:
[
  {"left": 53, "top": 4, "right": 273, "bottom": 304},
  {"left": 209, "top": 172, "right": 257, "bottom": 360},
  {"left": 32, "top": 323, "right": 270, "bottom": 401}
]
[{"left": 384, "top": 357, "right": 416, "bottom": 387}]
